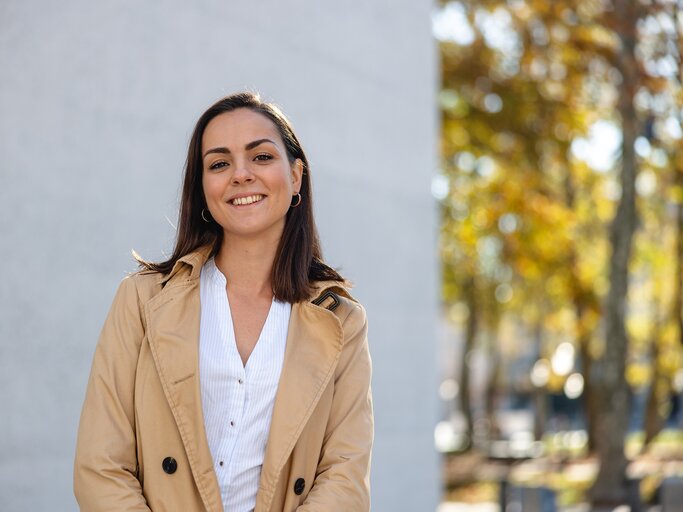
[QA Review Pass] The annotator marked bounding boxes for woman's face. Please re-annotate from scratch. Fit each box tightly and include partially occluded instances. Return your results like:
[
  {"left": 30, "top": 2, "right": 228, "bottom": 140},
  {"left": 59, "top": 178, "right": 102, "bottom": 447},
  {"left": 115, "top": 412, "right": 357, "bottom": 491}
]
[{"left": 201, "top": 108, "right": 303, "bottom": 242}]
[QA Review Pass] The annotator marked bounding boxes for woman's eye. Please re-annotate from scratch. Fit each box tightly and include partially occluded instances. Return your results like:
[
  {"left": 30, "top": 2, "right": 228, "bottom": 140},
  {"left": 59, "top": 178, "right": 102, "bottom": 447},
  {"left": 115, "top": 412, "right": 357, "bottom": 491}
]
[
  {"left": 254, "top": 153, "right": 273, "bottom": 161},
  {"left": 209, "top": 161, "right": 228, "bottom": 170}
]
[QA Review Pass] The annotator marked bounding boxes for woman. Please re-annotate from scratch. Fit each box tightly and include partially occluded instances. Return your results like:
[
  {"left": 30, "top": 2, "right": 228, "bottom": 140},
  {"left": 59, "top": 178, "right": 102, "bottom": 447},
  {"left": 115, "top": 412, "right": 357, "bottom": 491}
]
[{"left": 74, "top": 92, "right": 373, "bottom": 512}]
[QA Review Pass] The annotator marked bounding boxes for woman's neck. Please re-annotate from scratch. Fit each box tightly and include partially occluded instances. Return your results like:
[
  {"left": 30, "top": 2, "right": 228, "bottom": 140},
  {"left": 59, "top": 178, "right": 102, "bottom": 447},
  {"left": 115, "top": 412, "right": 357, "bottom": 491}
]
[{"left": 214, "top": 233, "right": 279, "bottom": 298}]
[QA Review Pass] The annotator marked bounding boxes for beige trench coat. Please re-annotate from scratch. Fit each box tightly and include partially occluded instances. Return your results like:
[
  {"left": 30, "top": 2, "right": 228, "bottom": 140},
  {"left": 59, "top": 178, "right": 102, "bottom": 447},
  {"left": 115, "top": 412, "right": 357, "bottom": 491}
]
[{"left": 74, "top": 245, "right": 373, "bottom": 511}]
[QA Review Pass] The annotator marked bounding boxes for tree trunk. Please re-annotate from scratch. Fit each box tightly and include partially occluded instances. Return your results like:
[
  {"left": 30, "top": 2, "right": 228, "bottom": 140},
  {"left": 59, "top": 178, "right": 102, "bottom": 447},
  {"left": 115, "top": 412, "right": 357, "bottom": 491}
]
[
  {"left": 532, "top": 319, "right": 547, "bottom": 442},
  {"left": 643, "top": 308, "right": 665, "bottom": 447},
  {"left": 484, "top": 323, "right": 501, "bottom": 441},
  {"left": 578, "top": 329, "right": 600, "bottom": 452},
  {"left": 643, "top": 380, "right": 666, "bottom": 447},
  {"left": 589, "top": 0, "right": 640, "bottom": 506},
  {"left": 459, "top": 276, "right": 477, "bottom": 450}
]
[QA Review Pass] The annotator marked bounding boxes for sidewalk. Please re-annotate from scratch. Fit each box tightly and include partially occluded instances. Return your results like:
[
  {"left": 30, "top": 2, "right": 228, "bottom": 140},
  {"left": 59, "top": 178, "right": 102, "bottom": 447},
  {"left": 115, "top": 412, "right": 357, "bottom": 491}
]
[{"left": 438, "top": 503, "right": 660, "bottom": 511}]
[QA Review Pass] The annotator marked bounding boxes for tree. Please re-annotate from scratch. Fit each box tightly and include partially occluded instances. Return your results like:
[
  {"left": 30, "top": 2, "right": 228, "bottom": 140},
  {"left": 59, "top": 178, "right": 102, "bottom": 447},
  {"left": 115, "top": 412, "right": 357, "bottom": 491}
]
[{"left": 588, "top": 0, "right": 641, "bottom": 504}]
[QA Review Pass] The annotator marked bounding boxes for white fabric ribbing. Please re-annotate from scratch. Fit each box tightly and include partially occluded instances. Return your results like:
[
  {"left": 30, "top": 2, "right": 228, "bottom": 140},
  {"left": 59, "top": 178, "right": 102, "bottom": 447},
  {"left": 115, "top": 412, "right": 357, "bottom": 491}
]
[{"left": 199, "top": 257, "right": 291, "bottom": 512}]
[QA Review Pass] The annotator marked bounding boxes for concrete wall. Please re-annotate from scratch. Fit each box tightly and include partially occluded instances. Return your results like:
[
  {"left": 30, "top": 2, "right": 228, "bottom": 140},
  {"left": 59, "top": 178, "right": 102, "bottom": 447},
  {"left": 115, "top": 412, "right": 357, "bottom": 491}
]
[{"left": 0, "top": 1, "right": 440, "bottom": 509}]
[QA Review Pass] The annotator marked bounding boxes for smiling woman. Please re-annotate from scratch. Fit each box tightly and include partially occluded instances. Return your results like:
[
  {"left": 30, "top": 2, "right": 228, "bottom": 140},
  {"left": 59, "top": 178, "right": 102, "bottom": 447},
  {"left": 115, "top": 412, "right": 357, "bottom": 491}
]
[
  {"left": 128, "top": 93, "right": 341, "bottom": 304},
  {"left": 73, "top": 92, "right": 374, "bottom": 512}
]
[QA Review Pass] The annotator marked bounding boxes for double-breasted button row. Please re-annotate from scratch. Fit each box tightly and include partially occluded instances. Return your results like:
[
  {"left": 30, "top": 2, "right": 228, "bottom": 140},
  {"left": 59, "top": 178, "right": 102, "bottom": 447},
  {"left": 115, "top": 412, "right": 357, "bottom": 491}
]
[
  {"left": 161, "top": 457, "right": 305, "bottom": 497},
  {"left": 161, "top": 457, "right": 306, "bottom": 496},
  {"left": 162, "top": 457, "right": 177, "bottom": 474}
]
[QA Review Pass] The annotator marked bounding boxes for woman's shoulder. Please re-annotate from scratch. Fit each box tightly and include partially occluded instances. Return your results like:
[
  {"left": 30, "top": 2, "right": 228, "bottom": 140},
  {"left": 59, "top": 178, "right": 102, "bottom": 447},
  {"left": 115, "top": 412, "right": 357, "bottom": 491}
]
[
  {"left": 310, "top": 281, "right": 369, "bottom": 364},
  {"left": 309, "top": 279, "right": 367, "bottom": 328},
  {"left": 115, "top": 269, "right": 166, "bottom": 305}
]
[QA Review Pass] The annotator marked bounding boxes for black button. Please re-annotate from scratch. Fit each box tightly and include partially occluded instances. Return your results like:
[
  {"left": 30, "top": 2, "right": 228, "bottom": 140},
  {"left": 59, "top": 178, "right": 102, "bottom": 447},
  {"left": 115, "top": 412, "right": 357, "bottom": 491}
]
[
  {"left": 162, "top": 457, "right": 177, "bottom": 474},
  {"left": 294, "top": 477, "right": 305, "bottom": 495}
]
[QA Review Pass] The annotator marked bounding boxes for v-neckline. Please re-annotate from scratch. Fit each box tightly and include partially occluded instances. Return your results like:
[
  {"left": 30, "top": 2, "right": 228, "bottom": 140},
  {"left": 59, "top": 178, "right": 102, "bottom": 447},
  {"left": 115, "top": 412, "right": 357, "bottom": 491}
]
[
  {"left": 226, "top": 294, "right": 275, "bottom": 370},
  {"left": 206, "top": 257, "right": 276, "bottom": 369}
]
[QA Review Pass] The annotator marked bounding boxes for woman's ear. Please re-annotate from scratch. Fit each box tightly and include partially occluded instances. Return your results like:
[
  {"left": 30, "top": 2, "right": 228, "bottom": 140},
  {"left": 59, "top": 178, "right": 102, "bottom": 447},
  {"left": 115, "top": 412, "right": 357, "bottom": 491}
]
[{"left": 291, "top": 158, "right": 304, "bottom": 190}]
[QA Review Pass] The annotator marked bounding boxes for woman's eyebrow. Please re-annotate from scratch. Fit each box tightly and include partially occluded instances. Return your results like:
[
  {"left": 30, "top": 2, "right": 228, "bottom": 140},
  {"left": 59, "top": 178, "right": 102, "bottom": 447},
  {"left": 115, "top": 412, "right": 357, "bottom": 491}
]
[{"left": 203, "top": 138, "right": 277, "bottom": 159}]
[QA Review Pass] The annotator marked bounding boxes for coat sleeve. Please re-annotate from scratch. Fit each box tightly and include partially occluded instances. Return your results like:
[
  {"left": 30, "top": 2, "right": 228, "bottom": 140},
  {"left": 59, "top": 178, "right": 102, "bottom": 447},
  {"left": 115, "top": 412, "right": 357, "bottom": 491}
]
[
  {"left": 297, "top": 302, "right": 374, "bottom": 511},
  {"left": 73, "top": 275, "right": 152, "bottom": 511}
]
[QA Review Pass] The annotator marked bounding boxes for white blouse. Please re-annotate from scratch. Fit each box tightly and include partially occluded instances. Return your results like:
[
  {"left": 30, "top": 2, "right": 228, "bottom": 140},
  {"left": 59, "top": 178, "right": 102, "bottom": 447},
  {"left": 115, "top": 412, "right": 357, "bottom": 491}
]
[{"left": 199, "top": 257, "right": 291, "bottom": 512}]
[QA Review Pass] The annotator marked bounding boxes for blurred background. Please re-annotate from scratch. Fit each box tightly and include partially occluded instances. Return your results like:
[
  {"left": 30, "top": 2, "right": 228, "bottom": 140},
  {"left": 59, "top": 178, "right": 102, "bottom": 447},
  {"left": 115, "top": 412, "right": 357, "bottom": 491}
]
[
  {"left": 433, "top": 0, "right": 683, "bottom": 511},
  {"left": 2, "top": 0, "right": 683, "bottom": 511}
]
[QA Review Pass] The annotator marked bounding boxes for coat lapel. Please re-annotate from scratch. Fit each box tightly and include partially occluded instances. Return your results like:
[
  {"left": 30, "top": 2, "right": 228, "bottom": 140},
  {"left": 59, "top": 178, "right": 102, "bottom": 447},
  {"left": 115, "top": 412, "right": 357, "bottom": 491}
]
[
  {"left": 256, "top": 299, "right": 344, "bottom": 510},
  {"left": 145, "top": 249, "right": 223, "bottom": 512}
]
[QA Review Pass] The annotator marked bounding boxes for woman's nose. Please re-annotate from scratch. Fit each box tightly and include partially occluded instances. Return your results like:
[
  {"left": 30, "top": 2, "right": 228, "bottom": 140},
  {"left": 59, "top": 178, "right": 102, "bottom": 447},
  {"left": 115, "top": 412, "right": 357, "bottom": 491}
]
[{"left": 231, "top": 162, "right": 254, "bottom": 184}]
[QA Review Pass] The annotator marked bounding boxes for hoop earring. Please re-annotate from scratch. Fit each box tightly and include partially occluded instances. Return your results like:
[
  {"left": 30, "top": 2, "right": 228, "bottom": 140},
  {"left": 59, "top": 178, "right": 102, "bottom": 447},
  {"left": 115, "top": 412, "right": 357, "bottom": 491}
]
[
  {"left": 201, "top": 208, "right": 212, "bottom": 223},
  {"left": 290, "top": 192, "right": 302, "bottom": 208}
]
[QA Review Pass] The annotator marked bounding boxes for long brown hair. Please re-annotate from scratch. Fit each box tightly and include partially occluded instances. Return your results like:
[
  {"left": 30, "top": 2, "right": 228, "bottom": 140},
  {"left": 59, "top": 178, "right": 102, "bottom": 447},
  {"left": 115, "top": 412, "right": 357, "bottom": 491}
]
[{"left": 137, "top": 92, "right": 345, "bottom": 302}]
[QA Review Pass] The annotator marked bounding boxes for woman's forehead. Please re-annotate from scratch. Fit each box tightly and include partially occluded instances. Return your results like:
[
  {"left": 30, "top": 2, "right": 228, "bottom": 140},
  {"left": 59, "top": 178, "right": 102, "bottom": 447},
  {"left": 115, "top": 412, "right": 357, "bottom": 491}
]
[{"left": 202, "top": 109, "right": 281, "bottom": 148}]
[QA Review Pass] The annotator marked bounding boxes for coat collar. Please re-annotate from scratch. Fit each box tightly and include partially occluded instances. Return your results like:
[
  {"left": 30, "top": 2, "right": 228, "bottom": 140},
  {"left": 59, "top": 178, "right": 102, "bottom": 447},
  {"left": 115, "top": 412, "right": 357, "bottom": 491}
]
[
  {"left": 156, "top": 244, "right": 353, "bottom": 301},
  {"left": 157, "top": 244, "right": 215, "bottom": 285},
  {"left": 144, "top": 245, "right": 351, "bottom": 512}
]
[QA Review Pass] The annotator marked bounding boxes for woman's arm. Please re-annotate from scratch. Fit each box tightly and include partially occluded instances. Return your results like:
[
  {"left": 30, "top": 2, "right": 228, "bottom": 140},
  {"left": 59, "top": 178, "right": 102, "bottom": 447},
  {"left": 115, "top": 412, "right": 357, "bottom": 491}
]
[
  {"left": 297, "top": 303, "right": 374, "bottom": 511},
  {"left": 74, "top": 276, "right": 152, "bottom": 511}
]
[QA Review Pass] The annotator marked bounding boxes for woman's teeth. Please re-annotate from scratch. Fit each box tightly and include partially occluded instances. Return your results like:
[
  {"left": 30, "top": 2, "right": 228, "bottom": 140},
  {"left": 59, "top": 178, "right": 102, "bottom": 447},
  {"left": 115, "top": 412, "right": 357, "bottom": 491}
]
[{"left": 231, "top": 194, "right": 264, "bottom": 206}]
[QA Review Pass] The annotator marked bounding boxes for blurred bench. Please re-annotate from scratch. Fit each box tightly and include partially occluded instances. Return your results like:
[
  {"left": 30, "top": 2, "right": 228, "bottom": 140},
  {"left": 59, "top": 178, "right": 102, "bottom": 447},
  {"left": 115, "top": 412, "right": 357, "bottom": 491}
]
[{"left": 500, "top": 482, "right": 557, "bottom": 512}]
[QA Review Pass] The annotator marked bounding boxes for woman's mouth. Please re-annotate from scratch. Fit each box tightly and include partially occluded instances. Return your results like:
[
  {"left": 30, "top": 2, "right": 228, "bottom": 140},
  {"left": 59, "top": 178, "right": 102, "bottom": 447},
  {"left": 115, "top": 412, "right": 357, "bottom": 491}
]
[{"left": 229, "top": 194, "right": 265, "bottom": 206}]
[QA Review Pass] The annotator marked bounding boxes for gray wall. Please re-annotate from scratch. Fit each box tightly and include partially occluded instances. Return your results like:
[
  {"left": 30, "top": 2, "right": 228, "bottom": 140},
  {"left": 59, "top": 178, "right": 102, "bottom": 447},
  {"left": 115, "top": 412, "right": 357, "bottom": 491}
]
[{"left": 0, "top": 1, "right": 440, "bottom": 510}]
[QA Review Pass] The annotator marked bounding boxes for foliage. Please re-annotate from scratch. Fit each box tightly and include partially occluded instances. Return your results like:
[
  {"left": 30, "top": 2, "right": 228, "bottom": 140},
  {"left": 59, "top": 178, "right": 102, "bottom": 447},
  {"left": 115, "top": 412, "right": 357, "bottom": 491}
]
[{"left": 436, "top": 0, "right": 683, "bottom": 504}]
